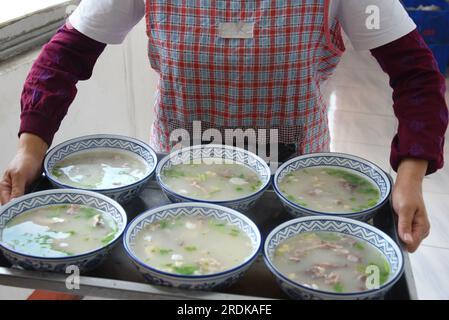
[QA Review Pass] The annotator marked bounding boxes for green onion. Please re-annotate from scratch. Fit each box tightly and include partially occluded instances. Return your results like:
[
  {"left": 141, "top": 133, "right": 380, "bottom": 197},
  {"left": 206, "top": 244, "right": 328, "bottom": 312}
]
[
  {"left": 101, "top": 232, "right": 116, "bottom": 244},
  {"left": 333, "top": 282, "right": 344, "bottom": 293},
  {"left": 173, "top": 264, "right": 198, "bottom": 275},
  {"left": 353, "top": 242, "right": 365, "bottom": 251},
  {"left": 158, "top": 248, "right": 173, "bottom": 255}
]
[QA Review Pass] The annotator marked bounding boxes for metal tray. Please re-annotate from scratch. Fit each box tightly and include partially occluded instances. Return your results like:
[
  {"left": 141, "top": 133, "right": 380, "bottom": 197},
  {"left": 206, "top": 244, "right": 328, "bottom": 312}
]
[{"left": 0, "top": 177, "right": 417, "bottom": 300}]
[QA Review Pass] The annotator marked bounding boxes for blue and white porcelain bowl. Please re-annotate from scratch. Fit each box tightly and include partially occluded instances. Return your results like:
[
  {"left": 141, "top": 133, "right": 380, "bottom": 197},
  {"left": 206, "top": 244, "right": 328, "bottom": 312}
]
[
  {"left": 156, "top": 144, "right": 271, "bottom": 212},
  {"left": 123, "top": 202, "right": 261, "bottom": 290},
  {"left": 0, "top": 189, "right": 127, "bottom": 273},
  {"left": 44, "top": 134, "right": 158, "bottom": 204},
  {"left": 264, "top": 216, "right": 404, "bottom": 300},
  {"left": 273, "top": 152, "right": 392, "bottom": 221}
]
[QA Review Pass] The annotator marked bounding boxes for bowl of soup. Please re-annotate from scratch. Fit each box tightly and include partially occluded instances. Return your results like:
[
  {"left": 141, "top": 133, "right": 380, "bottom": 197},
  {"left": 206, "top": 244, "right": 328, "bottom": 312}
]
[
  {"left": 156, "top": 144, "right": 271, "bottom": 212},
  {"left": 273, "top": 153, "right": 391, "bottom": 221},
  {"left": 264, "top": 216, "right": 404, "bottom": 300},
  {"left": 123, "top": 202, "right": 261, "bottom": 290},
  {"left": 44, "top": 134, "right": 158, "bottom": 204},
  {"left": 0, "top": 189, "right": 127, "bottom": 272}
]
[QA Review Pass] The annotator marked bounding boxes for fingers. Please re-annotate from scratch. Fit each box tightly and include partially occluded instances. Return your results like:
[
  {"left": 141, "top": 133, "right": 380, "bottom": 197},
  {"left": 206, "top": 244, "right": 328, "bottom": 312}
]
[
  {"left": 0, "top": 170, "right": 26, "bottom": 205},
  {"left": 10, "top": 171, "right": 26, "bottom": 201},
  {"left": 396, "top": 204, "right": 416, "bottom": 251},
  {"left": 396, "top": 202, "right": 430, "bottom": 253},
  {"left": 410, "top": 207, "right": 431, "bottom": 252},
  {"left": 0, "top": 173, "right": 12, "bottom": 205}
]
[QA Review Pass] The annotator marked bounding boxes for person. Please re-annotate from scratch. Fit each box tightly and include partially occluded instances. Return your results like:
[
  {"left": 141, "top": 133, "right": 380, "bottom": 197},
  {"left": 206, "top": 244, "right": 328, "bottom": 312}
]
[{"left": 0, "top": 0, "right": 447, "bottom": 253}]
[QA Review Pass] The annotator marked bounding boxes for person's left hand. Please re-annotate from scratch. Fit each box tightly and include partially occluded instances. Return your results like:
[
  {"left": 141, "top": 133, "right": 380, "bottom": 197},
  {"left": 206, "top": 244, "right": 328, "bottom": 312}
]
[{"left": 392, "top": 159, "right": 430, "bottom": 253}]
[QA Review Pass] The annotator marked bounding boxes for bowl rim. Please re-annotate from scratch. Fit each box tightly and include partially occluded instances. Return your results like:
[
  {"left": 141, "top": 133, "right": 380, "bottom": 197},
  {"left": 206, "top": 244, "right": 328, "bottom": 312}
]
[
  {"left": 0, "top": 189, "right": 127, "bottom": 261},
  {"left": 273, "top": 152, "right": 392, "bottom": 216},
  {"left": 43, "top": 134, "right": 158, "bottom": 193},
  {"left": 123, "top": 202, "right": 262, "bottom": 279},
  {"left": 263, "top": 215, "right": 405, "bottom": 297},
  {"left": 155, "top": 144, "right": 271, "bottom": 204}
]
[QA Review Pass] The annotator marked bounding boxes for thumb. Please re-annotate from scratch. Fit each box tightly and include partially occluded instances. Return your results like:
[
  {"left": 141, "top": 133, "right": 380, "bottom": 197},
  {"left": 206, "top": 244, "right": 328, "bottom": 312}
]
[
  {"left": 10, "top": 173, "right": 26, "bottom": 200},
  {"left": 397, "top": 206, "right": 415, "bottom": 245}
]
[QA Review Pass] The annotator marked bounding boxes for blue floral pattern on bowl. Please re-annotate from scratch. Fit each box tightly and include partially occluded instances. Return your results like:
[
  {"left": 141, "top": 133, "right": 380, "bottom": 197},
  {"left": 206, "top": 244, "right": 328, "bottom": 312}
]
[
  {"left": 44, "top": 134, "right": 158, "bottom": 204},
  {"left": 123, "top": 202, "right": 261, "bottom": 290},
  {"left": 264, "top": 216, "right": 404, "bottom": 300},
  {"left": 273, "top": 152, "right": 392, "bottom": 221},
  {"left": 0, "top": 189, "right": 127, "bottom": 273},
  {"left": 156, "top": 144, "right": 271, "bottom": 212}
]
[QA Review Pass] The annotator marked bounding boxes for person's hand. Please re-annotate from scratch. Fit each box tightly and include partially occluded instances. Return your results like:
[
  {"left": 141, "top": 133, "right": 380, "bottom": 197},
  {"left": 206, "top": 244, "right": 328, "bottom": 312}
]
[
  {"left": 392, "top": 158, "right": 430, "bottom": 253},
  {"left": 0, "top": 133, "right": 48, "bottom": 205}
]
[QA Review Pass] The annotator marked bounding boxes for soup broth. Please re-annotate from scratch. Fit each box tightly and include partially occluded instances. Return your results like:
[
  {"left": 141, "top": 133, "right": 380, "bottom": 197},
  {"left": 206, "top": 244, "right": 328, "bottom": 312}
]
[
  {"left": 52, "top": 149, "right": 149, "bottom": 189},
  {"left": 272, "top": 231, "right": 390, "bottom": 293},
  {"left": 161, "top": 160, "right": 262, "bottom": 200},
  {"left": 2, "top": 204, "right": 118, "bottom": 257},
  {"left": 279, "top": 167, "right": 380, "bottom": 213},
  {"left": 133, "top": 216, "right": 253, "bottom": 275}
]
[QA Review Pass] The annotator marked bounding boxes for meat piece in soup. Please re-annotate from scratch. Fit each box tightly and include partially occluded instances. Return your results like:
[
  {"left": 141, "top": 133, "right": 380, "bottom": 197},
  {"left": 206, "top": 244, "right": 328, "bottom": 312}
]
[
  {"left": 133, "top": 216, "right": 253, "bottom": 275},
  {"left": 279, "top": 167, "right": 380, "bottom": 213},
  {"left": 51, "top": 149, "right": 149, "bottom": 189},
  {"left": 2, "top": 204, "right": 118, "bottom": 257},
  {"left": 272, "top": 232, "right": 390, "bottom": 293},
  {"left": 161, "top": 160, "right": 262, "bottom": 200}
]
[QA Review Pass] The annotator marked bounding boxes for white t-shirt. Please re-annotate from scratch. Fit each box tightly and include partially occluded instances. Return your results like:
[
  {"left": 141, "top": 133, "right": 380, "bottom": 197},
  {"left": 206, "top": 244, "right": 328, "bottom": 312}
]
[{"left": 69, "top": 0, "right": 416, "bottom": 50}]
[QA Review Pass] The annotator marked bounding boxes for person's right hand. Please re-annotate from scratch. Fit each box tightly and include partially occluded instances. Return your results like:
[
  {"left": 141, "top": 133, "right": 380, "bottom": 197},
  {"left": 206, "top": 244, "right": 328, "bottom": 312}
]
[{"left": 0, "top": 133, "right": 48, "bottom": 205}]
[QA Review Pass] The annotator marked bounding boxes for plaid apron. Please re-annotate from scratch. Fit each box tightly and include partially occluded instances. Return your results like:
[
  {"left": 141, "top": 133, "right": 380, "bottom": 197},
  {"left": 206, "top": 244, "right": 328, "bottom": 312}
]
[{"left": 145, "top": 0, "right": 345, "bottom": 154}]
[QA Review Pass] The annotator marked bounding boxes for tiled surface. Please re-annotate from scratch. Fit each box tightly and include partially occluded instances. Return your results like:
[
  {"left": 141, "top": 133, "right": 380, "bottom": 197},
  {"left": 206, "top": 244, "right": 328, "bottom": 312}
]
[
  {"left": 328, "top": 109, "right": 396, "bottom": 147},
  {"left": 330, "top": 141, "right": 391, "bottom": 172},
  {"left": 421, "top": 192, "right": 449, "bottom": 248},
  {"left": 409, "top": 246, "right": 449, "bottom": 300},
  {"left": 0, "top": 285, "right": 32, "bottom": 300}
]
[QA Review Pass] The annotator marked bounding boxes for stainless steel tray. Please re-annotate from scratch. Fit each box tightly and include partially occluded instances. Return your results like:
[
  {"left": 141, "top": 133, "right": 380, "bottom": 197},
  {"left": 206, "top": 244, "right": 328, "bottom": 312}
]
[{"left": 0, "top": 178, "right": 417, "bottom": 300}]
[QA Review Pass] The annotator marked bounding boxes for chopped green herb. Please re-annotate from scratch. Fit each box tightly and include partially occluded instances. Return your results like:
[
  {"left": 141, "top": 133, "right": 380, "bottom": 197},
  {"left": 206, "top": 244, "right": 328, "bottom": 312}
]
[
  {"left": 356, "top": 264, "right": 366, "bottom": 274},
  {"left": 158, "top": 248, "right": 173, "bottom": 255},
  {"left": 251, "top": 181, "right": 262, "bottom": 191},
  {"left": 36, "top": 235, "right": 52, "bottom": 244},
  {"left": 163, "top": 168, "right": 185, "bottom": 178},
  {"left": 173, "top": 264, "right": 198, "bottom": 275},
  {"left": 229, "top": 228, "right": 240, "bottom": 237},
  {"left": 185, "top": 246, "right": 197, "bottom": 252},
  {"left": 333, "top": 282, "right": 344, "bottom": 293},
  {"left": 78, "top": 207, "right": 98, "bottom": 219},
  {"left": 52, "top": 166, "right": 64, "bottom": 178},
  {"left": 101, "top": 232, "right": 116, "bottom": 244},
  {"left": 159, "top": 220, "right": 170, "bottom": 229},
  {"left": 353, "top": 242, "right": 365, "bottom": 251},
  {"left": 366, "top": 198, "right": 379, "bottom": 207},
  {"left": 286, "top": 194, "right": 307, "bottom": 207}
]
